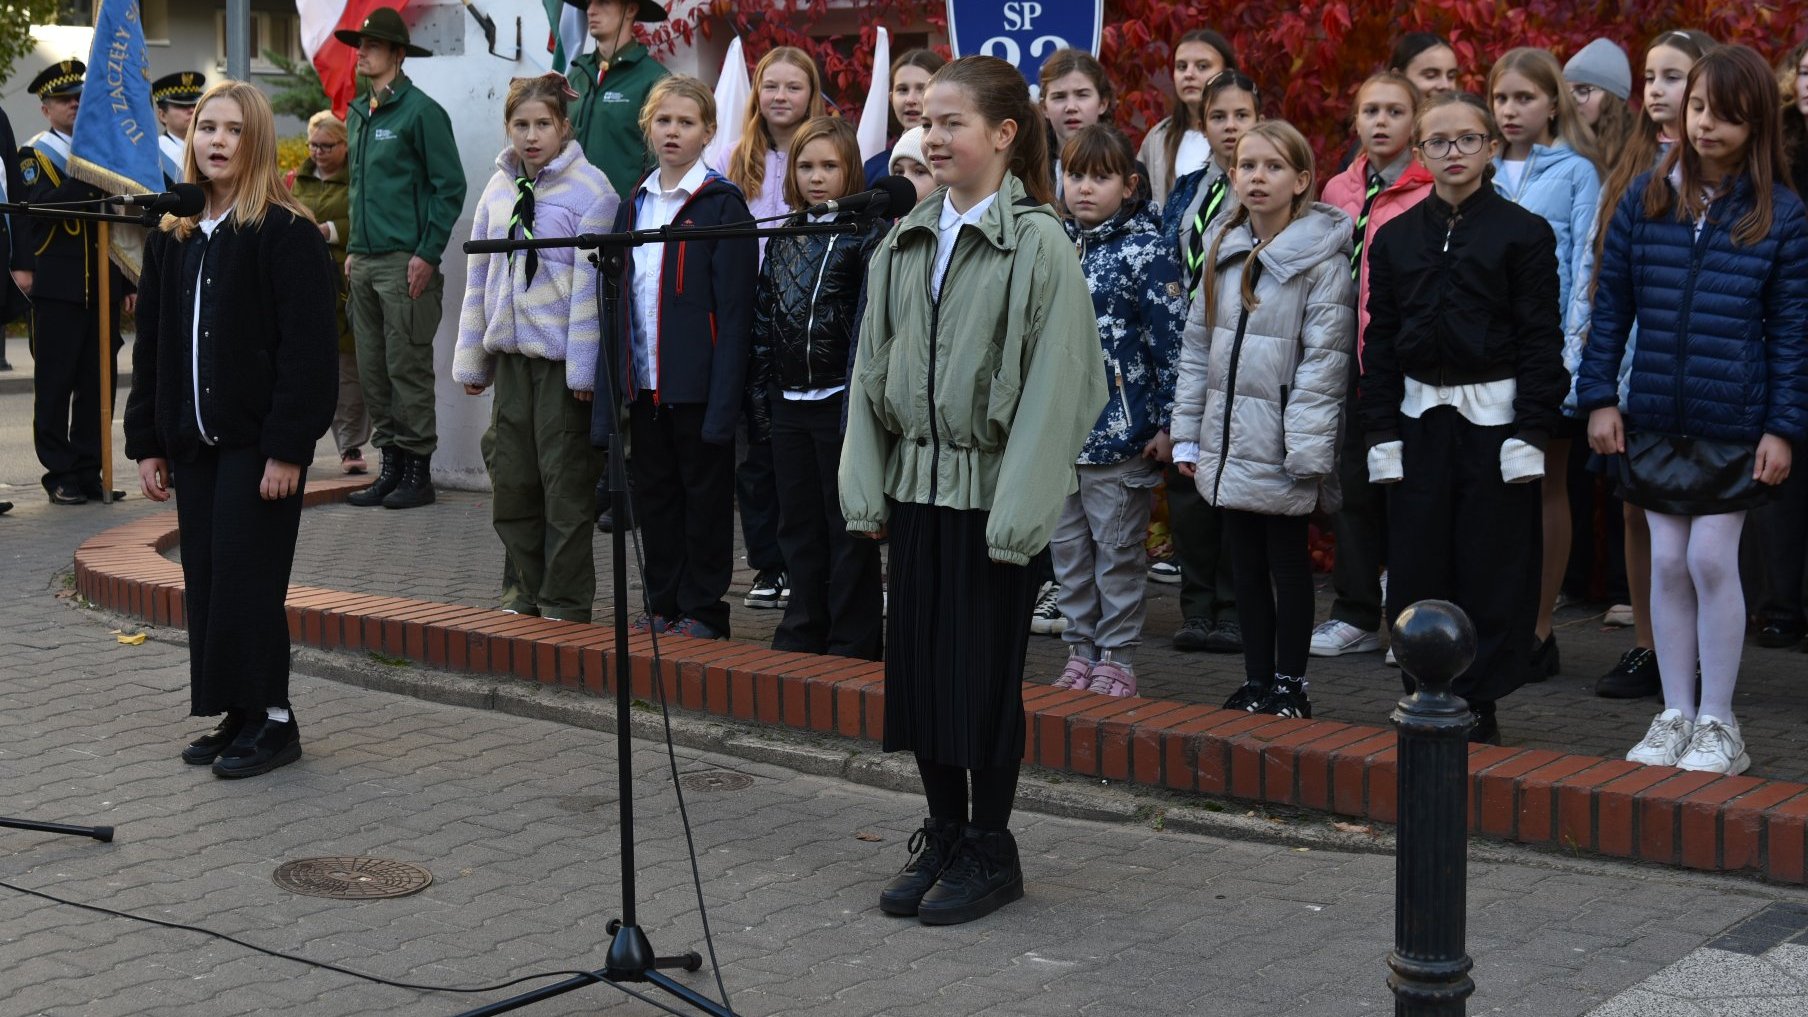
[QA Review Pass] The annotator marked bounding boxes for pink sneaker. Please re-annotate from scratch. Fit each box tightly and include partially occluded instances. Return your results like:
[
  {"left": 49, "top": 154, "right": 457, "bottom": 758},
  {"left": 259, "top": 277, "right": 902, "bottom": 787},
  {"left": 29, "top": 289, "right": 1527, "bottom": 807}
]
[
  {"left": 1054, "top": 656, "right": 1093, "bottom": 691},
  {"left": 1088, "top": 658, "right": 1137, "bottom": 697}
]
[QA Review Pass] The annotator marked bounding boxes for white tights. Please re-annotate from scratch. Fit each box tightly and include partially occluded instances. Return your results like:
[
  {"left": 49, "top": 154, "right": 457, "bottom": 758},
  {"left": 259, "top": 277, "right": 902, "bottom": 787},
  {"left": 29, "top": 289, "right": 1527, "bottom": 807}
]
[{"left": 1644, "top": 509, "right": 1747, "bottom": 722}]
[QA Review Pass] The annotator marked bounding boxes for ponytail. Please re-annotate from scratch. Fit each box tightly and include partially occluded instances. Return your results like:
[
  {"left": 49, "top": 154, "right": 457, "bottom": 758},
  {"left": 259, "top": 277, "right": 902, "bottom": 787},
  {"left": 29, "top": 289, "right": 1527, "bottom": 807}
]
[{"left": 929, "top": 56, "right": 1056, "bottom": 207}]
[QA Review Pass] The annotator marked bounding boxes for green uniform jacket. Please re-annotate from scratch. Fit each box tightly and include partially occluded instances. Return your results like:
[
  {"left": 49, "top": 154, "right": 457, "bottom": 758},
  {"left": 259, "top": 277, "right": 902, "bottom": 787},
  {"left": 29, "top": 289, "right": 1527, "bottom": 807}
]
[
  {"left": 289, "top": 159, "right": 354, "bottom": 353},
  {"left": 839, "top": 173, "right": 1108, "bottom": 565},
  {"left": 569, "top": 43, "right": 668, "bottom": 198},
  {"left": 346, "top": 73, "right": 465, "bottom": 265}
]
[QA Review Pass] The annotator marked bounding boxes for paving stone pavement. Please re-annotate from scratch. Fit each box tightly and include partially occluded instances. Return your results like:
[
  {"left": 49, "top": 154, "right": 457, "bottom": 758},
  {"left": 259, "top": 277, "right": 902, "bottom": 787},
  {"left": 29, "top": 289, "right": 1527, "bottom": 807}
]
[
  {"left": 280, "top": 486, "right": 1808, "bottom": 784},
  {"left": 4, "top": 465, "right": 1808, "bottom": 1017}
]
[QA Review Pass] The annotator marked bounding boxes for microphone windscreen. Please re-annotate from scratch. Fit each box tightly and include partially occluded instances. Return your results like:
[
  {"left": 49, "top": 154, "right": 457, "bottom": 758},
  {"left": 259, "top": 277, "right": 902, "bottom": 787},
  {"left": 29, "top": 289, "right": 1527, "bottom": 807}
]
[
  {"left": 168, "top": 182, "right": 207, "bottom": 217},
  {"left": 873, "top": 175, "right": 921, "bottom": 216}
]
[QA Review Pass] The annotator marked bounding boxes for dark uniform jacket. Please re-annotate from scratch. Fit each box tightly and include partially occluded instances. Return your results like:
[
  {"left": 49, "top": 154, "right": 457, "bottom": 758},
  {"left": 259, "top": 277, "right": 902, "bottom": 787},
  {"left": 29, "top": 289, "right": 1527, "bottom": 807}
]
[{"left": 17, "top": 129, "right": 126, "bottom": 306}]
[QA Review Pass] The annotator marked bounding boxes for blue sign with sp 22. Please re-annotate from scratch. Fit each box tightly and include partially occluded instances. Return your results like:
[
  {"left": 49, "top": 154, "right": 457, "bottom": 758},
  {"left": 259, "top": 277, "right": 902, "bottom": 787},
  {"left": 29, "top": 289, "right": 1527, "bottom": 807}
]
[{"left": 945, "top": 0, "right": 1103, "bottom": 97}]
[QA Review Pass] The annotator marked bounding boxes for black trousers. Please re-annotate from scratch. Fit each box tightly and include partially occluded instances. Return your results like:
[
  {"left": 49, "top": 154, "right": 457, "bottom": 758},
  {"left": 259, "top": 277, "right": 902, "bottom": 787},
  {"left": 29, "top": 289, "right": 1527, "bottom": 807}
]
[
  {"left": 737, "top": 428, "right": 784, "bottom": 573},
  {"left": 769, "top": 396, "right": 882, "bottom": 659},
  {"left": 1757, "top": 441, "right": 1808, "bottom": 627},
  {"left": 175, "top": 443, "right": 307, "bottom": 716},
  {"left": 1328, "top": 383, "right": 1387, "bottom": 632},
  {"left": 1165, "top": 463, "right": 1239, "bottom": 623},
  {"left": 30, "top": 296, "right": 120, "bottom": 493},
  {"left": 1386, "top": 408, "right": 1540, "bottom": 705},
  {"left": 1222, "top": 509, "right": 1313, "bottom": 684},
  {"left": 631, "top": 400, "right": 735, "bottom": 634}
]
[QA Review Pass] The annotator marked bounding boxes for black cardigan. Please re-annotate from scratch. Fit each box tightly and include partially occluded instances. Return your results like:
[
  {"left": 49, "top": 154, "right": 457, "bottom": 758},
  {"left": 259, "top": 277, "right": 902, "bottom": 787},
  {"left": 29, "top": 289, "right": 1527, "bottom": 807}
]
[{"left": 124, "top": 206, "right": 338, "bottom": 466}]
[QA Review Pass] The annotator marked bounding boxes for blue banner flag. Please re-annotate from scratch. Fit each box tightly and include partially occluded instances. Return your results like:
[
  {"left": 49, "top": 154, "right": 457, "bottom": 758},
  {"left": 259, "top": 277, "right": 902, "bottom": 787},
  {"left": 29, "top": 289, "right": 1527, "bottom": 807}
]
[
  {"left": 945, "top": 0, "right": 1103, "bottom": 97},
  {"left": 70, "top": 0, "right": 162, "bottom": 197}
]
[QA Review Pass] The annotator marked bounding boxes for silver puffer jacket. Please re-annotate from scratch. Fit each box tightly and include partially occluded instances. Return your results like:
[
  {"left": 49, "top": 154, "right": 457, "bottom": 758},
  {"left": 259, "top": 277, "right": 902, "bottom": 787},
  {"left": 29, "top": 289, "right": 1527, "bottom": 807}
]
[{"left": 1171, "top": 202, "right": 1357, "bottom": 517}]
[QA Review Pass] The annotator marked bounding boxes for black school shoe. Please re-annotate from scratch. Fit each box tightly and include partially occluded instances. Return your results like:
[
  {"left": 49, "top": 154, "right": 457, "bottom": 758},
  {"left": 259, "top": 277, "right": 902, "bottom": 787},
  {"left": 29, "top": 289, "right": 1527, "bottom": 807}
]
[
  {"left": 1755, "top": 621, "right": 1806, "bottom": 649},
  {"left": 878, "top": 817, "right": 961, "bottom": 916},
  {"left": 918, "top": 826, "right": 1024, "bottom": 926},
  {"left": 1527, "top": 634, "right": 1560, "bottom": 683},
  {"left": 211, "top": 714, "right": 302, "bottom": 778},
  {"left": 1469, "top": 701, "right": 1502, "bottom": 745},
  {"left": 1596, "top": 647, "right": 1660, "bottom": 699},
  {"left": 180, "top": 713, "right": 255, "bottom": 765},
  {"left": 1201, "top": 620, "right": 1244, "bottom": 654},
  {"left": 47, "top": 483, "right": 87, "bottom": 505}
]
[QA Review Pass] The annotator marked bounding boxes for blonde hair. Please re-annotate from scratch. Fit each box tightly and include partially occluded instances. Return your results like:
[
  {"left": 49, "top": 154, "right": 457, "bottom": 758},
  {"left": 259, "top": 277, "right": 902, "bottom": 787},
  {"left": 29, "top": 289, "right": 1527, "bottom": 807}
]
[
  {"left": 782, "top": 116, "right": 862, "bottom": 211},
  {"left": 729, "top": 47, "right": 825, "bottom": 203},
  {"left": 638, "top": 75, "right": 716, "bottom": 140},
  {"left": 1201, "top": 120, "right": 1316, "bottom": 316},
  {"left": 162, "top": 81, "right": 314, "bottom": 240},
  {"left": 1487, "top": 47, "right": 1604, "bottom": 172},
  {"left": 305, "top": 108, "right": 345, "bottom": 143}
]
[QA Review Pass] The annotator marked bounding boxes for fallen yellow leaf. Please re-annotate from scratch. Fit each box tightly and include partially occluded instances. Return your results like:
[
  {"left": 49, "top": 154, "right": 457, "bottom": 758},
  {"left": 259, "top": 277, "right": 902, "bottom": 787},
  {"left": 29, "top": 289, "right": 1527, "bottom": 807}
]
[{"left": 116, "top": 632, "right": 146, "bottom": 645}]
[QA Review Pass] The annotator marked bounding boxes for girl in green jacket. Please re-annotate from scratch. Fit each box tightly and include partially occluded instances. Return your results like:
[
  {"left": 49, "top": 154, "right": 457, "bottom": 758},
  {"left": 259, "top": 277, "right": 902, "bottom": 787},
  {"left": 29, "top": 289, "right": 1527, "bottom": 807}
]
[{"left": 840, "top": 55, "right": 1106, "bottom": 927}]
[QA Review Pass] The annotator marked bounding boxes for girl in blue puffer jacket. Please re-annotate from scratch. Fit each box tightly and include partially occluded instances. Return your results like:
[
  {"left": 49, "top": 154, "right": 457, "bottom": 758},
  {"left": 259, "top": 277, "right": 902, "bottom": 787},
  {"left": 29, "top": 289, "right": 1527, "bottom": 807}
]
[
  {"left": 1487, "top": 46, "right": 1605, "bottom": 681},
  {"left": 1048, "top": 125, "right": 1187, "bottom": 698},
  {"left": 1581, "top": 46, "right": 1808, "bottom": 777}
]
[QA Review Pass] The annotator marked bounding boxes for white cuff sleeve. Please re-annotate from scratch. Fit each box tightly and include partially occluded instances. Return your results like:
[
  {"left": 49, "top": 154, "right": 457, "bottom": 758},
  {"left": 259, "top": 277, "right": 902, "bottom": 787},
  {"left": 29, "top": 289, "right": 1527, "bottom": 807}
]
[
  {"left": 1172, "top": 440, "right": 1201, "bottom": 466},
  {"left": 1500, "top": 437, "right": 1545, "bottom": 484},
  {"left": 1367, "top": 441, "right": 1404, "bottom": 484}
]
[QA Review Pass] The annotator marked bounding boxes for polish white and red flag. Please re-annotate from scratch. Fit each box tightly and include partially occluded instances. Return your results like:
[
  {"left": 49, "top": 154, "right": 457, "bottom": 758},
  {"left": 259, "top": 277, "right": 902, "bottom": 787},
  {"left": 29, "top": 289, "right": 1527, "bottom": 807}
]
[{"left": 296, "top": 0, "right": 411, "bottom": 116}]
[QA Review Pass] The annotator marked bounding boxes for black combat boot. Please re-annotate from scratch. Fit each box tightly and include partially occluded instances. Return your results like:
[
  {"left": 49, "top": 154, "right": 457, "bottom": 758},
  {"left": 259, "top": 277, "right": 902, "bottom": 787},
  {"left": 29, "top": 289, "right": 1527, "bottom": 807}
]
[
  {"left": 382, "top": 452, "right": 436, "bottom": 509},
  {"left": 346, "top": 447, "right": 401, "bottom": 506}
]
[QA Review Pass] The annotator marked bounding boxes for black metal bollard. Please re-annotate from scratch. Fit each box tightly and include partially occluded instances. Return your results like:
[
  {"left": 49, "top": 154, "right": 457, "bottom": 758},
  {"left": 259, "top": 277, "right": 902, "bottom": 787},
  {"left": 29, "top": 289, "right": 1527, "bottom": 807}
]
[{"left": 1387, "top": 599, "right": 1478, "bottom": 1016}]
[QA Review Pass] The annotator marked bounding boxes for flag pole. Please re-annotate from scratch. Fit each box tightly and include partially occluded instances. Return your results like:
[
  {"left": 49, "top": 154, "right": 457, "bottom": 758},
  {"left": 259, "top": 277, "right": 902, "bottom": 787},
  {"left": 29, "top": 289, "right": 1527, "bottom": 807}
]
[{"left": 98, "top": 219, "right": 113, "bottom": 504}]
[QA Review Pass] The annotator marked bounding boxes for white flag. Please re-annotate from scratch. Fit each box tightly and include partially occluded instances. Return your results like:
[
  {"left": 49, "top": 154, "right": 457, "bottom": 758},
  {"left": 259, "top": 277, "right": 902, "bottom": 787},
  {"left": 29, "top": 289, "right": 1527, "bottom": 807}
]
[
  {"left": 704, "top": 36, "right": 750, "bottom": 173},
  {"left": 857, "top": 28, "right": 892, "bottom": 162}
]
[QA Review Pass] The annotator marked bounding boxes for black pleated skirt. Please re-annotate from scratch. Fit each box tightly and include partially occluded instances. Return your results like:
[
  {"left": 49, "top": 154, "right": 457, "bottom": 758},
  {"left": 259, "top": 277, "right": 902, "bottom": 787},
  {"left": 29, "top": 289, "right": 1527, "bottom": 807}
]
[{"left": 883, "top": 501, "right": 1043, "bottom": 769}]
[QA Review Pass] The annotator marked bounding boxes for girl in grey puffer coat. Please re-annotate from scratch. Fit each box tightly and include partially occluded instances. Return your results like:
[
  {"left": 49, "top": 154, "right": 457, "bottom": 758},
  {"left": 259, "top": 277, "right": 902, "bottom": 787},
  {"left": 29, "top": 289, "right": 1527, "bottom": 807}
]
[{"left": 1172, "top": 185, "right": 1356, "bottom": 721}]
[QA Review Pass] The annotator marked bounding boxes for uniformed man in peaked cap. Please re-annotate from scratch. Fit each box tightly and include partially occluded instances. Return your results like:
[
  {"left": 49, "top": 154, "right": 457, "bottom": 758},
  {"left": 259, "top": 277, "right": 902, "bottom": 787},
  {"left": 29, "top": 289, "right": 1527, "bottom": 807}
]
[{"left": 151, "top": 70, "right": 205, "bottom": 186}]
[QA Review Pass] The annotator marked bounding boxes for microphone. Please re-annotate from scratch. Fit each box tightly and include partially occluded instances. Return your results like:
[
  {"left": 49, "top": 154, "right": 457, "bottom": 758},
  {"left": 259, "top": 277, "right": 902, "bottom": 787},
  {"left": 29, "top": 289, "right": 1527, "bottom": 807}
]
[
  {"left": 802, "top": 175, "right": 920, "bottom": 219},
  {"left": 110, "top": 183, "right": 206, "bottom": 216}
]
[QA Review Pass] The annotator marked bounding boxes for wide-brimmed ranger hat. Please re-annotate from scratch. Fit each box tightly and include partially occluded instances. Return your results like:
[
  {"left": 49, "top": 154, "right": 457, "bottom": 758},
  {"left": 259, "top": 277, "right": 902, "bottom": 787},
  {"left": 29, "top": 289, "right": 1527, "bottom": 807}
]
[
  {"left": 29, "top": 59, "right": 85, "bottom": 99},
  {"left": 334, "top": 6, "right": 433, "bottom": 57},
  {"left": 561, "top": 0, "right": 668, "bottom": 24},
  {"left": 151, "top": 71, "right": 206, "bottom": 107}
]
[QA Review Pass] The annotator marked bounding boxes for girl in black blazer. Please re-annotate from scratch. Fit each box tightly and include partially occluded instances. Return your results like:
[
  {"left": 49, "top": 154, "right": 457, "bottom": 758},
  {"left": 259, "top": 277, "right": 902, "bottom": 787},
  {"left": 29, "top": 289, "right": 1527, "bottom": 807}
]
[{"left": 124, "top": 82, "right": 338, "bottom": 779}]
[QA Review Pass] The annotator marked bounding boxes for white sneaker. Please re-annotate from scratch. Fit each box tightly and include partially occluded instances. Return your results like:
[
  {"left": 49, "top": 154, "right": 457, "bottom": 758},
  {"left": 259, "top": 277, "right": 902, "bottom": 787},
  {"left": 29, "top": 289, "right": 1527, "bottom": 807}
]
[
  {"left": 1604, "top": 604, "right": 1635, "bottom": 627},
  {"left": 1029, "top": 581, "right": 1068, "bottom": 636},
  {"left": 1676, "top": 715, "right": 1750, "bottom": 775},
  {"left": 1626, "top": 709, "right": 1697, "bottom": 767},
  {"left": 1309, "top": 619, "right": 1383, "bottom": 657}
]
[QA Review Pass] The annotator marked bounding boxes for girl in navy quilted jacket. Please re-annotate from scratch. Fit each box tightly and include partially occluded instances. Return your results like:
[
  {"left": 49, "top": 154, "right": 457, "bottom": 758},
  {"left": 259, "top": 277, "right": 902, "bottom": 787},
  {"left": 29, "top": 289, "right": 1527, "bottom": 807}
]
[
  {"left": 1047, "top": 125, "right": 1186, "bottom": 699},
  {"left": 1580, "top": 46, "right": 1808, "bottom": 776}
]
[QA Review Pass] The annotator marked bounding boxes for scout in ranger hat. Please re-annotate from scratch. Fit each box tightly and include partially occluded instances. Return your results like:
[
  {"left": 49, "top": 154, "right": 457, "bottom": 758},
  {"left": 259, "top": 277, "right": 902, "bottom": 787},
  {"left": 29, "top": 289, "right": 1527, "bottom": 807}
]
[
  {"left": 17, "top": 58, "right": 132, "bottom": 505},
  {"left": 151, "top": 71, "right": 206, "bottom": 186},
  {"left": 335, "top": 3, "right": 465, "bottom": 510}
]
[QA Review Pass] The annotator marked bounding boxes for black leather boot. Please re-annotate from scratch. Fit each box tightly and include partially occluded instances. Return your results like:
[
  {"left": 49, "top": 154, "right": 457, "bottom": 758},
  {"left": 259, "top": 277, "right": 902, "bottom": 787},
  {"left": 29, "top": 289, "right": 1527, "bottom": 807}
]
[
  {"left": 382, "top": 452, "right": 436, "bottom": 509},
  {"left": 211, "top": 713, "right": 302, "bottom": 778},
  {"left": 878, "top": 817, "right": 961, "bottom": 916},
  {"left": 917, "top": 825, "right": 1024, "bottom": 926},
  {"left": 180, "top": 712, "right": 254, "bottom": 765},
  {"left": 347, "top": 447, "right": 401, "bottom": 506}
]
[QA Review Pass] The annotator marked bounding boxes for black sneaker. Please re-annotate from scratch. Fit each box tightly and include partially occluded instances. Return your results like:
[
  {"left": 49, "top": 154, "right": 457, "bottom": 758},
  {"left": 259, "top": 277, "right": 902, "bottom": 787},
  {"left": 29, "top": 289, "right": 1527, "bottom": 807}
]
[
  {"left": 1202, "top": 620, "right": 1243, "bottom": 654},
  {"left": 917, "top": 826, "right": 1024, "bottom": 926},
  {"left": 745, "top": 569, "right": 788, "bottom": 610},
  {"left": 1755, "top": 621, "right": 1806, "bottom": 649},
  {"left": 1469, "top": 703, "right": 1502, "bottom": 745},
  {"left": 1596, "top": 647, "right": 1660, "bottom": 699},
  {"left": 878, "top": 817, "right": 961, "bottom": 916},
  {"left": 1255, "top": 677, "right": 1311, "bottom": 718},
  {"left": 180, "top": 713, "right": 253, "bottom": 765},
  {"left": 1527, "top": 634, "right": 1560, "bottom": 683},
  {"left": 1222, "top": 679, "right": 1270, "bottom": 712},
  {"left": 211, "top": 714, "right": 301, "bottom": 778},
  {"left": 1173, "top": 616, "right": 1213, "bottom": 652}
]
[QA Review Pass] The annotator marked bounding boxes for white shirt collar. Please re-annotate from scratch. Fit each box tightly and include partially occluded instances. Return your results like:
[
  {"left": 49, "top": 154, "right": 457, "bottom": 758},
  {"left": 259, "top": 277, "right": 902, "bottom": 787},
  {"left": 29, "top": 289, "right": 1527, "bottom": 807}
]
[
  {"left": 938, "top": 190, "right": 999, "bottom": 232},
  {"left": 640, "top": 160, "right": 710, "bottom": 201}
]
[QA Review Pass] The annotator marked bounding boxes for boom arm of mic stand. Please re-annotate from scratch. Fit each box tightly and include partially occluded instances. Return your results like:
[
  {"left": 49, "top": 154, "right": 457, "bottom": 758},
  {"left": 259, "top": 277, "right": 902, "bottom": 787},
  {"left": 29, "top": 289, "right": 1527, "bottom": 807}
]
[
  {"left": 462, "top": 219, "right": 865, "bottom": 256},
  {"left": 0, "top": 200, "right": 166, "bottom": 226}
]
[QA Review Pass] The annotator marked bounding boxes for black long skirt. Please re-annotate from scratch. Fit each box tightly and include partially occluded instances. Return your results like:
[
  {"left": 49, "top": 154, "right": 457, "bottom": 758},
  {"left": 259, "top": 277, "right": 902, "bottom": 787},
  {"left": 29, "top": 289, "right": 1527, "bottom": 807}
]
[{"left": 883, "top": 501, "right": 1044, "bottom": 769}]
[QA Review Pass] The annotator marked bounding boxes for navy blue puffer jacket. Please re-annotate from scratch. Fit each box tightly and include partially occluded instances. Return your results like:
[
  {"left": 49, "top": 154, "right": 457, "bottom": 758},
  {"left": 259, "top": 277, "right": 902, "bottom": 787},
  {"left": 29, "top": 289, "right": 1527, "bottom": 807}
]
[{"left": 1577, "top": 172, "right": 1808, "bottom": 443}]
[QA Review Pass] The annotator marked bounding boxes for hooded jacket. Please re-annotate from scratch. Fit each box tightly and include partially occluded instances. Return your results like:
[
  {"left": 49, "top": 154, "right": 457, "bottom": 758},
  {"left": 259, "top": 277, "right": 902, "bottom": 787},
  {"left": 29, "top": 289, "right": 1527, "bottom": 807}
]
[
  {"left": 1321, "top": 153, "right": 1434, "bottom": 361},
  {"left": 1161, "top": 160, "right": 1241, "bottom": 305},
  {"left": 1492, "top": 141, "right": 1603, "bottom": 410},
  {"left": 746, "top": 209, "right": 890, "bottom": 440},
  {"left": 454, "top": 141, "right": 620, "bottom": 393},
  {"left": 1170, "top": 203, "right": 1357, "bottom": 516},
  {"left": 1062, "top": 199, "right": 1187, "bottom": 465},
  {"left": 1577, "top": 171, "right": 1808, "bottom": 444},
  {"left": 346, "top": 73, "right": 465, "bottom": 265},
  {"left": 839, "top": 173, "right": 1108, "bottom": 565},
  {"left": 1359, "top": 184, "right": 1567, "bottom": 450}
]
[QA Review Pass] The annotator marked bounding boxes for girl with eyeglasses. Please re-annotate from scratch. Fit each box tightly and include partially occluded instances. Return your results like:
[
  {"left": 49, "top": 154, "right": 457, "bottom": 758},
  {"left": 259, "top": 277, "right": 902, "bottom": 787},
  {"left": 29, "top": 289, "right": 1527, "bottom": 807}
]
[{"left": 1358, "top": 93, "right": 1567, "bottom": 745}]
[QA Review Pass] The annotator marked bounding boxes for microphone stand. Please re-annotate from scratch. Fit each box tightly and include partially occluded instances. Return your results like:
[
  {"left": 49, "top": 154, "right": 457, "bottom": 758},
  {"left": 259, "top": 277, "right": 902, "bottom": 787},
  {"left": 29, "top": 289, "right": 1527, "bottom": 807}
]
[{"left": 450, "top": 214, "right": 869, "bottom": 1017}]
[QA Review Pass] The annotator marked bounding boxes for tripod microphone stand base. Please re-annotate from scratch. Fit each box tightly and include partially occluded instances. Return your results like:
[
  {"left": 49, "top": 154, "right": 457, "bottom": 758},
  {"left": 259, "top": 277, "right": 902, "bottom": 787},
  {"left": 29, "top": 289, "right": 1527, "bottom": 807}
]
[
  {"left": 450, "top": 920, "right": 731, "bottom": 1017},
  {"left": 0, "top": 817, "right": 114, "bottom": 842}
]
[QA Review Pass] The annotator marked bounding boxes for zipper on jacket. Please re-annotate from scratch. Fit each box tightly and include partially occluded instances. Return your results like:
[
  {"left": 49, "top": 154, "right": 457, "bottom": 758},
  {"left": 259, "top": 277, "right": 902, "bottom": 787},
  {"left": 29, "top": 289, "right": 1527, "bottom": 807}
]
[
  {"left": 927, "top": 291, "right": 942, "bottom": 500},
  {"left": 803, "top": 234, "right": 837, "bottom": 388},
  {"left": 1114, "top": 358, "right": 1130, "bottom": 426},
  {"left": 647, "top": 181, "right": 717, "bottom": 405},
  {"left": 1674, "top": 206, "right": 1716, "bottom": 433},
  {"left": 1212, "top": 258, "right": 1260, "bottom": 503}
]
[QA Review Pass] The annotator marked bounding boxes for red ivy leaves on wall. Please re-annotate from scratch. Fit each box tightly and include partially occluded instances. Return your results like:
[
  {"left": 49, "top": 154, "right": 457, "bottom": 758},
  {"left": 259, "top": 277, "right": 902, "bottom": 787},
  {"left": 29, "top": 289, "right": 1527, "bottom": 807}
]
[{"left": 640, "top": 0, "right": 1804, "bottom": 172}]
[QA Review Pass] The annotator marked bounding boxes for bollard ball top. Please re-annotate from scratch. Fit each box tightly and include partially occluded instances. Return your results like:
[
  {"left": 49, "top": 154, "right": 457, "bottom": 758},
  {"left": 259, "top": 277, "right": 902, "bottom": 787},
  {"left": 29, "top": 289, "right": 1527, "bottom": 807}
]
[{"left": 1390, "top": 600, "right": 1477, "bottom": 692}]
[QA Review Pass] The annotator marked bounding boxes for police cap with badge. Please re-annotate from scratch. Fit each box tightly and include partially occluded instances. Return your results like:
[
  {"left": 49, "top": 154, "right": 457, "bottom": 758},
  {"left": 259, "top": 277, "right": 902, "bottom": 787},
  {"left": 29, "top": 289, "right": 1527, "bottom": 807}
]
[
  {"left": 151, "top": 71, "right": 206, "bottom": 108},
  {"left": 28, "top": 59, "right": 85, "bottom": 100}
]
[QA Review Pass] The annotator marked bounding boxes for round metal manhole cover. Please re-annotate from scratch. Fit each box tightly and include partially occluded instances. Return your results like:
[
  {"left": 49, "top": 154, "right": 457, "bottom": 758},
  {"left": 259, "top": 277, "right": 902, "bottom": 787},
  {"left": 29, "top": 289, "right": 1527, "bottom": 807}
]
[
  {"left": 272, "top": 857, "right": 434, "bottom": 899},
  {"left": 678, "top": 770, "right": 754, "bottom": 793}
]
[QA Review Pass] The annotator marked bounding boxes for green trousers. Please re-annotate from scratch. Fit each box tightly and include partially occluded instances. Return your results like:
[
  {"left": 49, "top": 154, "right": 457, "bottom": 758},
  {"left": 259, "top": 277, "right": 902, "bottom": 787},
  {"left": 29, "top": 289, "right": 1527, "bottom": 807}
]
[
  {"left": 349, "top": 251, "right": 443, "bottom": 456},
  {"left": 483, "top": 353, "right": 605, "bottom": 621}
]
